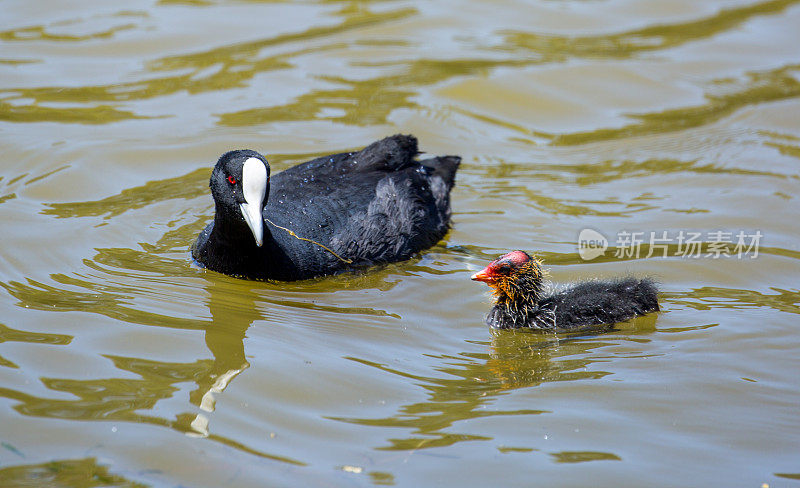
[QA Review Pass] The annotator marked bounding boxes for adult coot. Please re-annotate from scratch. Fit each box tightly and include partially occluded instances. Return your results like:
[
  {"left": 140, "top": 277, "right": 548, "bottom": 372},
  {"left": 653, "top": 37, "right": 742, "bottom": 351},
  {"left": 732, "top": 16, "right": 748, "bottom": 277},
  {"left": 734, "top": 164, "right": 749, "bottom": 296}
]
[
  {"left": 192, "top": 135, "right": 460, "bottom": 281},
  {"left": 471, "top": 251, "right": 659, "bottom": 331}
]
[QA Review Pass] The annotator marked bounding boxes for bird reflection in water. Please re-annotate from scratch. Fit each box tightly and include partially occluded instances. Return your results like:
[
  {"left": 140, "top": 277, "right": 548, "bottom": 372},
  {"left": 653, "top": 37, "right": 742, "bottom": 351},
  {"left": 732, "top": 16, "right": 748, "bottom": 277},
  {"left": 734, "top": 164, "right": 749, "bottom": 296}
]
[
  {"left": 333, "top": 315, "right": 657, "bottom": 453},
  {"left": 186, "top": 277, "right": 255, "bottom": 438},
  {"left": 0, "top": 245, "right": 302, "bottom": 466}
]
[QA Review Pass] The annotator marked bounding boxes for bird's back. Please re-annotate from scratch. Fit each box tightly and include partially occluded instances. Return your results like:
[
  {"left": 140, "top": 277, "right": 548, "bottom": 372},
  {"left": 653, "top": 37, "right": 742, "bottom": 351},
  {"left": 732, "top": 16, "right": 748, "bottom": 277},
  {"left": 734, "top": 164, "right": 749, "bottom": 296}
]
[
  {"left": 543, "top": 277, "right": 659, "bottom": 330},
  {"left": 257, "top": 135, "right": 460, "bottom": 279}
]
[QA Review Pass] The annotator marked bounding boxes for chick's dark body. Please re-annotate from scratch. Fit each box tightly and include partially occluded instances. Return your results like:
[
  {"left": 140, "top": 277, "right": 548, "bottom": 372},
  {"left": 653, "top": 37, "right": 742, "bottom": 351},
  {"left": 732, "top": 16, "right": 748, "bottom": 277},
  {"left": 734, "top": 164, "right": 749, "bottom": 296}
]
[
  {"left": 474, "top": 251, "right": 659, "bottom": 332},
  {"left": 192, "top": 135, "right": 460, "bottom": 281},
  {"left": 488, "top": 277, "right": 659, "bottom": 331}
]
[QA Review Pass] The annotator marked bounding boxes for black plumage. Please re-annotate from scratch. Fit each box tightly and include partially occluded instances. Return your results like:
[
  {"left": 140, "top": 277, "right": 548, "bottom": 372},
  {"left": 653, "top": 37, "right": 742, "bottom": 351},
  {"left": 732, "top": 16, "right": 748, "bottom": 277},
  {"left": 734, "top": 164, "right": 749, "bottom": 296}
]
[
  {"left": 471, "top": 251, "right": 659, "bottom": 332},
  {"left": 192, "top": 135, "right": 460, "bottom": 281}
]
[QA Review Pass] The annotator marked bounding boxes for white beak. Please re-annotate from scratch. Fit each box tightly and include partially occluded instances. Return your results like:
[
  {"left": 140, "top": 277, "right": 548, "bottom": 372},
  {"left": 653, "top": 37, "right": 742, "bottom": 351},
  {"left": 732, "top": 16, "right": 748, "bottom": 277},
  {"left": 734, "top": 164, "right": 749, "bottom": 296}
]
[{"left": 239, "top": 157, "right": 267, "bottom": 247}]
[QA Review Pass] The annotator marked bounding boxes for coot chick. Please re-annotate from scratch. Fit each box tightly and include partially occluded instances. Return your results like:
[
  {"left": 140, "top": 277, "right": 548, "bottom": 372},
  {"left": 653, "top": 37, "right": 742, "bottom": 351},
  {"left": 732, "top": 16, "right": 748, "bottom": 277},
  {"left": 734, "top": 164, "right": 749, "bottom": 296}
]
[
  {"left": 471, "top": 251, "right": 659, "bottom": 332},
  {"left": 192, "top": 135, "right": 460, "bottom": 281}
]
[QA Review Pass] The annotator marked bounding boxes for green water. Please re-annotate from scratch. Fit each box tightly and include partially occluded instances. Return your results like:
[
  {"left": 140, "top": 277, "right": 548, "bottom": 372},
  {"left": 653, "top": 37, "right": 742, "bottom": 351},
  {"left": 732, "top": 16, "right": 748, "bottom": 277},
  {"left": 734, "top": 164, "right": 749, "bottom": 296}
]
[{"left": 1, "top": 1, "right": 799, "bottom": 486}]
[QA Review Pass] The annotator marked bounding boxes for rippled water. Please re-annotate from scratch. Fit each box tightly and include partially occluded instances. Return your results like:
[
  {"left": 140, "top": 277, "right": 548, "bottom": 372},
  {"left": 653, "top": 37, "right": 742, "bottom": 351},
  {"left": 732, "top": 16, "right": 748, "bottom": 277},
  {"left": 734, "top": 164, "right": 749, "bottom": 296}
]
[{"left": 2, "top": 1, "right": 799, "bottom": 486}]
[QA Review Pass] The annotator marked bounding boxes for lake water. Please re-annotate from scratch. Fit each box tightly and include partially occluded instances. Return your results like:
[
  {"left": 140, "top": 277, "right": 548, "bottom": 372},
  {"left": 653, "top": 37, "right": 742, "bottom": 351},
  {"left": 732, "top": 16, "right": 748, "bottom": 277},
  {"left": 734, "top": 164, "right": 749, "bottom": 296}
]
[{"left": 1, "top": 0, "right": 799, "bottom": 486}]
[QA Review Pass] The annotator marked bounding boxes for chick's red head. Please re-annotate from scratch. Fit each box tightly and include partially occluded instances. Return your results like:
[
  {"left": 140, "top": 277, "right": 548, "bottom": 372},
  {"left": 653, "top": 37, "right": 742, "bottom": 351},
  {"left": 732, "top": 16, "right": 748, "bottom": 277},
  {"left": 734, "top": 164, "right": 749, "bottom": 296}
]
[
  {"left": 471, "top": 251, "right": 546, "bottom": 301},
  {"left": 471, "top": 251, "right": 532, "bottom": 284}
]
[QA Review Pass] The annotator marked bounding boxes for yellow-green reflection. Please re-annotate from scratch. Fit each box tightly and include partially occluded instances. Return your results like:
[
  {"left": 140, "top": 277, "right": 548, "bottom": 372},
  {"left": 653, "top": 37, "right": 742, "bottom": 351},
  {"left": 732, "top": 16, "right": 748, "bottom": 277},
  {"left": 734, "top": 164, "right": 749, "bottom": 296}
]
[
  {"left": 765, "top": 140, "right": 800, "bottom": 159},
  {"left": 0, "top": 323, "right": 72, "bottom": 369},
  {"left": 4, "top": 0, "right": 795, "bottom": 140},
  {"left": 501, "top": 0, "right": 800, "bottom": 60},
  {"left": 450, "top": 63, "right": 800, "bottom": 146},
  {"left": 0, "top": 354, "right": 210, "bottom": 420},
  {"left": 0, "top": 23, "right": 136, "bottom": 43},
  {"left": 549, "top": 451, "right": 622, "bottom": 463},
  {"left": 42, "top": 168, "right": 209, "bottom": 219},
  {"left": 0, "top": 322, "right": 72, "bottom": 346},
  {"left": 368, "top": 471, "right": 395, "bottom": 486},
  {"left": 0, "top": 7, "right": 415, "bottom": 124},
  {"left": 331, "top": 332, "right": 628, "bottom": 451},
  {"left": 150, "top": 7, "right": 416, "bottom": 73},
  {"left": 0, "top": 59, "right": 39, "bottom": 65},
  {"left": 0, "top": 102, "right": 147, "bottom": 125},
  {"left": 219, "top": 58, "right": 527, "bottom": 126},
  {"left": 551, "top": 64, "right": 800, "bottom": 145},
  {"left": 479, "top": 158, "right": 792, "bottom": 187},
  {"left": 159, "top": 0, "right": 212, "bottom": 5},
  {"left": 0, "top": 243, "right": 308, "bottom": 465},
  {"left": 669, "top": 286, "right": 800, "bottom": 314},
  {"left": 0, "top": 457, "right": 146, "bottom": 488}
]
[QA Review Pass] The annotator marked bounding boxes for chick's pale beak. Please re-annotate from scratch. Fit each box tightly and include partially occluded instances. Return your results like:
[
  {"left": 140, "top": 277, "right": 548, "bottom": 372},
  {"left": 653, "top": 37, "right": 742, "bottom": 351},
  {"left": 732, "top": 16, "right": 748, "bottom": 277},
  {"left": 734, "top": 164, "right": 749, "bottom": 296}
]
[{"left": 471, "top": 266, "right": 495, "bottom": 283}]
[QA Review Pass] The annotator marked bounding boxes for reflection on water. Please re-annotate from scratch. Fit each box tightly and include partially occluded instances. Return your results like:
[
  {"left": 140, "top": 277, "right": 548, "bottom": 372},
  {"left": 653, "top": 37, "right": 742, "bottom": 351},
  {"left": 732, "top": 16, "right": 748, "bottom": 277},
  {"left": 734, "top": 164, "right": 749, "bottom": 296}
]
[
  {"left": 501, "top": 0, "right": 800, "bottom": 59},
  {"left": 219, "top": 58, "right": 529, "bottom": 127},
  {"left": 0, "top": 245, "right": 305, "bottom": 465},
  {"left": 480, "top": 157, "right": 792, "bottom": 187},
  {"left": 551, "top": 63, "right": 800, "bottom": 145},
  {"left": 331, "top": 329, "right": 653, "bottom": 452},
  {"left": 0, "top": 6, "right": 418, "bottom": 125},
  {"left": 0, "top": 12, "right": 140, "bottom": 43},
  {"left": 42, "top": 168, "right": 209, "bottom": 219},
  {"left": 150, "top": 6, "right": 418, "bottom": 75},
  {"left": 0, "top": 323, "right": 72, "bottom": 369},
  {"left": 3, "top": 0, "right": 797, "bottom": 132},
  {"left": 0, "top": 457, "right": 145, "bottom": 488},
  {"left": 550, "top": 451, "right": 621, "bottom": 463},
  {"left": 0, "top": 322, "right": 72, "bottom": 347},
  {"left": 670, "top": 286, "right": 800, "bottom": 313},
  {"left": 2, "top": 354, "right": 211, "bottom": 422}
]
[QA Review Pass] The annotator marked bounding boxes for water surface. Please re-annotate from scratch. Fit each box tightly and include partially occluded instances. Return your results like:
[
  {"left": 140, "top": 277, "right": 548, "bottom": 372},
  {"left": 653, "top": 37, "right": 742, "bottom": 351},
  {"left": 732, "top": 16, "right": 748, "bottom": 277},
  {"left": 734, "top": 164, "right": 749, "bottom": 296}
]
[{"left": 1, "top": 0, "right": 799, "bottom": 486}]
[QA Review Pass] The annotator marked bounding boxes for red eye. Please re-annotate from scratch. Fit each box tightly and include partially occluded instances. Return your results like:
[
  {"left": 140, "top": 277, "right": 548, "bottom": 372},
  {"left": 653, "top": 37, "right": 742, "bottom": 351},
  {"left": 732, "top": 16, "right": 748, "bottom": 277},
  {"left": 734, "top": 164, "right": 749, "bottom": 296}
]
[{"left": 227, "top": 175, "right": 237, "bottom": 185}]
